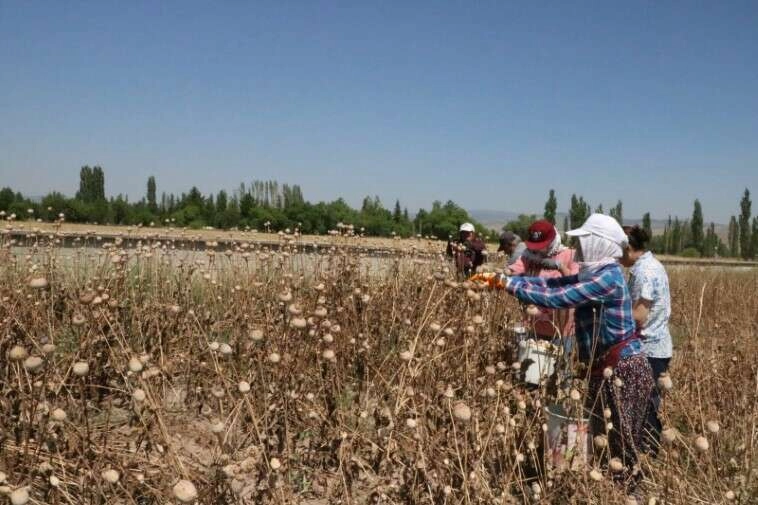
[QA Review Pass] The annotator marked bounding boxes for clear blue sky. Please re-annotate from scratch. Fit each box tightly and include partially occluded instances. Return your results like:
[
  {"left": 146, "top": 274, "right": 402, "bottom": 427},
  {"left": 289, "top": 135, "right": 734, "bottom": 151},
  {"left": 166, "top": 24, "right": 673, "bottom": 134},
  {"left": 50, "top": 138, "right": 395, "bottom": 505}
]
[{"left": 1, "top": 1, "right": 757, "bottom": 223}]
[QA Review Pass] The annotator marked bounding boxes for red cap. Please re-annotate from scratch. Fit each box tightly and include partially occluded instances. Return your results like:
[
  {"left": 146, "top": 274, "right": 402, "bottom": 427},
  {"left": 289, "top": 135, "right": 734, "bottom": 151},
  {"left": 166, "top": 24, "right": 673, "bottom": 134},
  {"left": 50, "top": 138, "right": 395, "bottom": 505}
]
[{"left": 525, "top": 219, "right": 556, "bottom": 250}]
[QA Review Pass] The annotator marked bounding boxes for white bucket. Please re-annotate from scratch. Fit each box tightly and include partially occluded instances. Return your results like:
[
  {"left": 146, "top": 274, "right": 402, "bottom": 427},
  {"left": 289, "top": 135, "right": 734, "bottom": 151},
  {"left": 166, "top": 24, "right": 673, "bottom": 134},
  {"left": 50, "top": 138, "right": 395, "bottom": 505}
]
[
  {"left": 544, "top": 404, "right": 590, "bottom": 470},
  {"left": 517, "top": 339, "right": 559, "bottom": 385},
  {"left": 511, "top": 325, "right": 527, "bottom": 345}
]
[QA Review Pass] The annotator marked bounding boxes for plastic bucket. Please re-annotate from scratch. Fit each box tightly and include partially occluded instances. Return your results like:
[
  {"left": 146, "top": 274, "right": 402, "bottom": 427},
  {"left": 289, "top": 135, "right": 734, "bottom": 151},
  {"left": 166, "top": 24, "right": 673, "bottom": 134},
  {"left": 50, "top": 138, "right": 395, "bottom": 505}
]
[
  {"left": 517, "top": 339, "right": 558, "bottom": 385},
  {"left": 511, "top": 325, "right": 527, "bottom": 345},
  {"left": 544, "top": 404, "right": 590, "bottom": 470}
]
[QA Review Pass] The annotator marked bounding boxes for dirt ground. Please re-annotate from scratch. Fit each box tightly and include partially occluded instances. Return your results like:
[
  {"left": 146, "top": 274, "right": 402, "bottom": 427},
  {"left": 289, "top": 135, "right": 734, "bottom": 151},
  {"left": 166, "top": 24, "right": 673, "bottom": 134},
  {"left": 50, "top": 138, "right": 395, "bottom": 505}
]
[{"left": 6, "top": 221, "right": 758, "bottom": 267}]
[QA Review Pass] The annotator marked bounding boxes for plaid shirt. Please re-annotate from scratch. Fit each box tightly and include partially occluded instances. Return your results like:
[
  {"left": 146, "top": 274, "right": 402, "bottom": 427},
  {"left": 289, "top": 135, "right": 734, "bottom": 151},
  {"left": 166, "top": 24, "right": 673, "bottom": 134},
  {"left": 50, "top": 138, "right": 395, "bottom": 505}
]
[{"left": 506, "top": 263, "right": 641, "bottom": 363}]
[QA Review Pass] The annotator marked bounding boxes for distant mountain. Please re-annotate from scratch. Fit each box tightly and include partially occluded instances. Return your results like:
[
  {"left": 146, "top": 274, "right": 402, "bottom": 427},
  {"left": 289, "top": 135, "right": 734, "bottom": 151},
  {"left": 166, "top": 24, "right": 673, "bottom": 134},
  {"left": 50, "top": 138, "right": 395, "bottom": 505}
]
[
  {"left": 469, "top": 209, "right": 726, "bottom": 237},
  {"left": 468, "top": 209, "right": 521, "bottom": 229}
]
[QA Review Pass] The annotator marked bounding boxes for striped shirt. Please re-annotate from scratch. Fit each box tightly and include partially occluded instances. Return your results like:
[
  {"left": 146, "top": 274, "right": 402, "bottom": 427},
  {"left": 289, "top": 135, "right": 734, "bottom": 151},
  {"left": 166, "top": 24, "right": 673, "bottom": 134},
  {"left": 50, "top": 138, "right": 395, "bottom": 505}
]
[{"left": 505, "top": 263, "right": 641, "bottom": 363}]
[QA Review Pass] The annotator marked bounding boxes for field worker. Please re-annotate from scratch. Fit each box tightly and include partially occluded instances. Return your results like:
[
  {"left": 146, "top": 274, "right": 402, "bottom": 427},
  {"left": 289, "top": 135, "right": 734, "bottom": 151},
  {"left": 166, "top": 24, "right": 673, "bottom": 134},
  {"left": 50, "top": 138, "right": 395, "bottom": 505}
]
[
  {"left": 508, "top": 219, "right": 579, "bottom": 342},
  {"left": 472, "top": 213, "right": 653, "bottom": 495},
  {"left": 446, "top": 222, "right": 486, "bottom": 278},
  {"left": 621, "top": 225, "right": 672, "bottom": 456},
  {"left": 497, "top": 231, "right": 527, "bottom": 267}
]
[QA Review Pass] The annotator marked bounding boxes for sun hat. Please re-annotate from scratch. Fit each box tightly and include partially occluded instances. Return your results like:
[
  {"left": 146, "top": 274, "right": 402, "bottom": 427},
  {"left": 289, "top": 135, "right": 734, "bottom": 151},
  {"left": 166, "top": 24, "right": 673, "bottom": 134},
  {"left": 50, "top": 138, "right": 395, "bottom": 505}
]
[
  {"left": 525, "top": 219, "right": 556, "bottom": 250},
  {"left": 566, "top": 213, "right": 628, "bottom": 247},
  {"left": 459, "top": 222, "right": 475, "bottom": 233}
]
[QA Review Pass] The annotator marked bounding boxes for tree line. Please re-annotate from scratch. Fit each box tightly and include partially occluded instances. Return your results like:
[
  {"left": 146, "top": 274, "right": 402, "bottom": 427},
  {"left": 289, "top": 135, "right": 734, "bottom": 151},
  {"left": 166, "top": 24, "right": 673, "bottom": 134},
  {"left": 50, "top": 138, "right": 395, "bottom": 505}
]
[
  {"left": 503, "top": 188, "right": 758, "bottom": 259},
  {"left": 2, "top": 167, "right": 756, "bottom": 259},
  {"left": 0, "top": 166, "right": 488, "bottom": 241}
]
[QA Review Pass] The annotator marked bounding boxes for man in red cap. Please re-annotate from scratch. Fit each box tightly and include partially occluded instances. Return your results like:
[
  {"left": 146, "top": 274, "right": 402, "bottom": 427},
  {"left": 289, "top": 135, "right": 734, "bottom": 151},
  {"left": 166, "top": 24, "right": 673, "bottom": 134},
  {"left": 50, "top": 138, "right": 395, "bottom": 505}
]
[{"left": 508, "top": 219, "right": 579, "bottom": 340}]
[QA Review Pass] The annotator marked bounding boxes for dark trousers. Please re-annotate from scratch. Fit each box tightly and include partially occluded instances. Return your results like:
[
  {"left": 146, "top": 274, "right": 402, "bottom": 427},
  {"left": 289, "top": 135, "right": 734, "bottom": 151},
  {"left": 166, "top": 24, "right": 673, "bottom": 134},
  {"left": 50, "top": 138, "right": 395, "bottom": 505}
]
[{"left": 644, "top": 357, "right": 670, "bottom": 455}]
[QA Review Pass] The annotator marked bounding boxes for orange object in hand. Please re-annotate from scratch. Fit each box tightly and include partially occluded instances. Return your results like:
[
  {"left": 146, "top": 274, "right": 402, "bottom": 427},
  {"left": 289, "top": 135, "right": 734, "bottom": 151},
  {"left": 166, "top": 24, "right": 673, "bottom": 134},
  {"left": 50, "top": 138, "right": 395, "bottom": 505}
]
[{"left": 469, "top": 272, "right": 507, "bottom": 290}]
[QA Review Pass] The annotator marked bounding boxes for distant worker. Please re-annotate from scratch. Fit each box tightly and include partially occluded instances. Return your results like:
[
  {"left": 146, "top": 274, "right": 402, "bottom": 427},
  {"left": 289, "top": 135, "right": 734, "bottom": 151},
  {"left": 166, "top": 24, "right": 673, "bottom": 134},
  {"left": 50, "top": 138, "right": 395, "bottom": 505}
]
[
  {"left": 507, "top": 219, "right": 579, "bottom": 341},
  {"left": 497, "top": 231, "right": 527, "bottom": 267},
  {"left": 446, "top": 222, "right": 486, "bottom": 278}
]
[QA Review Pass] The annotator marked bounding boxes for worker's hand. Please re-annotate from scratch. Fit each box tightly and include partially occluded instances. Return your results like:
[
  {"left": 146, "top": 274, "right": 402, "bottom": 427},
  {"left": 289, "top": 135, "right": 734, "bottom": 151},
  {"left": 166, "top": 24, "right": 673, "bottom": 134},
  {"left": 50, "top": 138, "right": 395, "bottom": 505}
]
[{"left": 469, "top": 272, "right": 507, "bottom": 290}]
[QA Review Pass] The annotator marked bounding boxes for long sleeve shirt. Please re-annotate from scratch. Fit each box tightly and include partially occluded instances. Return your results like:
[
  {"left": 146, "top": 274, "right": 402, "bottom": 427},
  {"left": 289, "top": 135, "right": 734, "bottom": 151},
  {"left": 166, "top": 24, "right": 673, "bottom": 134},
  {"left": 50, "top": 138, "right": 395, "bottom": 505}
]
[
  {"left": 508, "top": 248, "right": 579, "bottom": 337},
  {"left": 447, "top": 237, "right": 486, "bottom": 275},
  {"left": 505, "top": 263, "right": 640, "bottom": 363},
  {"left": 506, "top": 241, "right": 527, "bottom": 266}
]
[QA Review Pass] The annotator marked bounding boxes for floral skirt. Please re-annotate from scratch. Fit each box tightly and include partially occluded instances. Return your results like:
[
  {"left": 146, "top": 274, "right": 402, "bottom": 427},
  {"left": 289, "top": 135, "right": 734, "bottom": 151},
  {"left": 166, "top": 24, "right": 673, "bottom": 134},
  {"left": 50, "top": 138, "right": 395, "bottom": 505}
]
[{"left": 586, "top": 353, "right": 654, "bottom": 488}]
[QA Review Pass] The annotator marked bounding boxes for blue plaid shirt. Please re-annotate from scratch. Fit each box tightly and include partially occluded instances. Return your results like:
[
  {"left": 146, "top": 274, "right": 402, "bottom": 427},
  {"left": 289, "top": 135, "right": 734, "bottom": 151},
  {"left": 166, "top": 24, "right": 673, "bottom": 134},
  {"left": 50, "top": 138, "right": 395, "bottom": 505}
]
[{"left": 506, "top": 263, "right": 641, "bottom": 363}]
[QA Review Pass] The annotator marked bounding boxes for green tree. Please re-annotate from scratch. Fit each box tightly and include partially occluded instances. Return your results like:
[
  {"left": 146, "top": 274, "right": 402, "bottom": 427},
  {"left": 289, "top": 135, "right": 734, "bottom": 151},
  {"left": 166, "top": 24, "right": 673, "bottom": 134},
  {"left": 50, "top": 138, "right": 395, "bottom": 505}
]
[
  {"left": 595, "top": 204, "right": 604, "bottom": 214},
  {"left": 690, "top": 199, "right": 704, "bottom": 253},
  {"left": 239, "top": 192, "right": 254, "bottom": 221},
  {"left": 642, "top": 212, "right": 652, "bottom": 241},
  {"left": 203, "top": 194, "right": 215, "bottom": 225},
  {"left": 609, "top": 200, "right": 623, "bottom": 225},
  {"left": 292, "top": 185, "right": 304, "bottom": 206},
  {"left": 219, "top": 195, "right": 241, "bottom": 229},
  {"left": 393, "top": 199, "right": 402, "bottom": 223},
  {"left": 216, "top": 191, "right": 228, "bottom": 215},
  {"left": 543, "top": 189, "right": 557, "bottom": 224},
  {"left": 92, "top": 166, "right": 105, "bottom": 201},
  {"left": 670, "top": 217, "right": 682, "bottom": 254},
  {"left": 739, "top": 188, "right": 752, "bottom": 259},
  {"left": 358, "top": 195, "right": 394, "bottom": 235},
  {"left": 414, "top": 209, "right": 428, "bottom": 236},
  {"left": 664, "top": 216, "right": 672, "bottom": 254},
  {"left": 77, "top": 166, "right": 106, "bottom": 203},
  {"left": 751, "top": 216, "right": 758, "bottom": 259},
  {"left": 0, "top": 187, "right": 16, "bottom": 210},
  {"left": 728, "top": 216, "right": 739, "bottom": 257},
  {"left": 503, "top": 214, "right": 538, "bottom": 240},
  {"left": 76, "top": 166, "right": 93, "bottom": 202},
  {"left": 111, "top": 194, "right": 130, "bottom": 224},
  {"left": 569, "top": 194, "right": 591, "bottom": 229},
  {"left": 681, "top": 218, "right": 692, "bottom": 253},
  {"left": 40, "top": 192, "right": 67, "bottom": 220},
  {"left": 420, "top": 200, "right": 482, "bottom": 239},
  {"left": 185, "top": 187, "right": 204, "bottom": 208},
  {"left": 147, "top": 176, "right": 157, "bottom": 213},
  {"left": 702, "top": 223, "right": 718, "bottom": 257}
]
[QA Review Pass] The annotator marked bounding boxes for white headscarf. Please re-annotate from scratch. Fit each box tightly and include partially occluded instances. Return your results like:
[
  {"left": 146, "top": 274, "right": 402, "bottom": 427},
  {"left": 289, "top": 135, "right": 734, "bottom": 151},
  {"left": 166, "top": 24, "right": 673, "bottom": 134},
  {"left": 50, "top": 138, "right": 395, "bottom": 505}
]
[
  {"left": 568, "top": 214, "right": 627, "bottom": 280},
  {"left": 546, "top": 226, "right": 566, "bottom": 257},
  {"left": 577, "top": 234, "right": 622, "bottom": 278}
]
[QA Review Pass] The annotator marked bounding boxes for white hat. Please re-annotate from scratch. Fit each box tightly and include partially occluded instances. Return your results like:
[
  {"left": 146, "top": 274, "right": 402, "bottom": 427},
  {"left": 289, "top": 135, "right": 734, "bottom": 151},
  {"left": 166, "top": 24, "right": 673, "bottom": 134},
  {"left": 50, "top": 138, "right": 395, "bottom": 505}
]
[
  {"left": 459, "top": 222, "right": 475, "bottom": 232},
  {"left": 567, "top": 213, "right": 628, "bottom": 247}
]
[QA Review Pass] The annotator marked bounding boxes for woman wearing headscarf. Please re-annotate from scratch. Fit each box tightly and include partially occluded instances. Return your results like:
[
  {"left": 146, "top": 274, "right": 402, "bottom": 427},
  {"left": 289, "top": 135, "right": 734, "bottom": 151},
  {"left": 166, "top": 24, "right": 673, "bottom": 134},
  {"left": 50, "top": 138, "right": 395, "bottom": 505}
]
[
  {"left": 473, "top": 214, "right": 653, "bottom": 495},
  {"left": 507, "top": 219, "right": 579, "bottom": 342}
]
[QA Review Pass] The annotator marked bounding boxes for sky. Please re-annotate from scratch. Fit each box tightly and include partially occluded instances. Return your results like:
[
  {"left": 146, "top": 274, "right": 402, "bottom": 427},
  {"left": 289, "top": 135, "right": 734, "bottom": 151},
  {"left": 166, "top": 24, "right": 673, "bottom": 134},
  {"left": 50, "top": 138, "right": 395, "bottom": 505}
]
[{"left": 1, "top": 1, "right": 757, "bottom": 223}]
